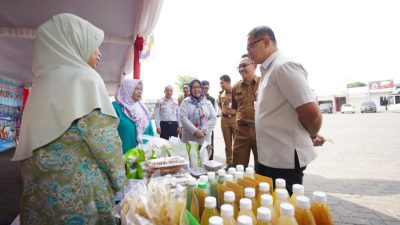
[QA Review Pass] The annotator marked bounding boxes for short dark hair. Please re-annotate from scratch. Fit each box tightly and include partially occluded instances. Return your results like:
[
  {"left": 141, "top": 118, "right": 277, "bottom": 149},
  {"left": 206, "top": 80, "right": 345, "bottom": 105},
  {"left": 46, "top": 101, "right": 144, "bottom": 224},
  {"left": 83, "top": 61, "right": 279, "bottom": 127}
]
[
  {"left": 220, "top": 75, "right": 231, "bottom": 83},
  {"left": 201, "top": 80, "right": 210, "bottom": 86},
  {"left": 248, "top": 26, "right": 277, "bottom": 44},
  {"left": 182, "top": 82, "right": 189, "bottom": 88}
]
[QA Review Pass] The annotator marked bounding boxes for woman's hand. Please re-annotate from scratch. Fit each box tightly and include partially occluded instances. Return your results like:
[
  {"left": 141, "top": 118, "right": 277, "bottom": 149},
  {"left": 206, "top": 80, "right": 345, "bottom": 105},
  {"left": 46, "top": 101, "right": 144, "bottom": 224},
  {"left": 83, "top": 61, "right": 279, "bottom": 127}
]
[{"left": 194, "top": 129, "right": 205, "bottom": 138}]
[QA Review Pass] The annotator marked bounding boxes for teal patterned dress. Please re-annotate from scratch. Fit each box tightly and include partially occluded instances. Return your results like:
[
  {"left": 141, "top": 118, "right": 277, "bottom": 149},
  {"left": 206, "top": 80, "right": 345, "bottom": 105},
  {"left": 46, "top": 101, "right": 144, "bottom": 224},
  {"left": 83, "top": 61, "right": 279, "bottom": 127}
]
[{"left": 19, "top": 110, "right": 127, "bottom": 225}]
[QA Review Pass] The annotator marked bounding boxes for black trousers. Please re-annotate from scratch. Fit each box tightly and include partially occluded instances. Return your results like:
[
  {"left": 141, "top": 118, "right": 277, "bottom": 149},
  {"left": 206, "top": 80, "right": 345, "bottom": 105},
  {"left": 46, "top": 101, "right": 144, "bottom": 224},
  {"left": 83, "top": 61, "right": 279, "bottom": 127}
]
[
  {"left": 255, "top": 150, "right": 306, "bottom": 195},
  {"left": 160, "top": 121, "right": 178, "bottom": 140}
]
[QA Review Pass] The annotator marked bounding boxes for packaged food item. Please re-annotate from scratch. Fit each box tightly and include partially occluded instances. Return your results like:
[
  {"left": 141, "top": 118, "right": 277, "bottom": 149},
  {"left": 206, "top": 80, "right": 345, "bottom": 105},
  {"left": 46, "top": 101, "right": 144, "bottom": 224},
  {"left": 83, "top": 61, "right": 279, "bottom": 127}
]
[
  {"left": 254, "top": 174, "right": 273, "bottom": 192},
  {"left": 310, "top": 191, "right": 334, "bottom": 225},
  {"left": 245, "top": 167, "right": 255, "bottom": 179},
  {"left": 144, "top": 156, "right": 187, "bottom": 176},
  {"left": 260, "top": 194, "right": 278, "bottom": 225},
  {"left": 276, "top": 203, "right": 298, "bottom": 225},
  {"left": 273, "top": 179, "right": 287, "bottom": 203},
  {"left": 187, "top": 177, "right": 197, "bottom": 210},
  {"left": 223, "top": 191, "right": 238, "bottom": 218},
  {"left": 226, "top": 181, "right": 244, "bottom": 208},
  {"left": 204, "top": 160, "right": 225, "bottom": 172},
  {"left": 257, "top": 182, "right": 270, "bottom": 206},
  {"left": 244, "top": 187, "right": 258, "bottom": 215},
  {"left": 200, "top": 197, "right": 220, "bottom": 225},
  {"left": 274, "top": 189, "right": 289, "bottom": 216},
  {"left": 289, "top": 184, "right": 304, "bottom": 208},
  {"left": 295, "top": 196, "right": 316, "bottom": 225},
  {"left": 238, "top": 198, "right": 257, "bottom": 225},
  {"left": 220, "top": 204, "right": 237, "bottom": 225},
  {"left": 257, "top": 207, "right": 273, "bottom": 225},
  {"left": 124, "top": 148, "right": 146, "bottom": 179},
  {"left": 217, "top": 183, "right": 233, "bottom": 210}
]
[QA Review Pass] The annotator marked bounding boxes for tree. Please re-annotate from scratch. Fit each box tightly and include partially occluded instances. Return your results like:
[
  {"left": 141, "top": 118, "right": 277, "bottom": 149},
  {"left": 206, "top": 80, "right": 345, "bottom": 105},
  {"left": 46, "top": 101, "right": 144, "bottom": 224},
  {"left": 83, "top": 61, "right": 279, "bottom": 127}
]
[
  {"left": 175, "top": 75, "right": 197, "bottom": 94},
  {"left": 347, "top": 82, "right": 367, "bottom": 88}
]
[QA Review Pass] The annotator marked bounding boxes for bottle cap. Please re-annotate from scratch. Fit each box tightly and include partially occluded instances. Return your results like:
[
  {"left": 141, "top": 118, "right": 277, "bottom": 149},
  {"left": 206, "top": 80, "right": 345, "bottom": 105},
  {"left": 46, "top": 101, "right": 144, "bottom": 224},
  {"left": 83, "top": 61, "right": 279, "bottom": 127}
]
[
  {"left": 261, "top": 194, "right": 273, "bottom": 207},
  {"left": 218, "top": 169, "right": 226, "bottom": 177},
  {"left": 235, "top": 171, "right": 244, "bottom": 179},
  {"left": 276, "top": 189, "right": 289, "bottom": 200},
  {"left": 244, "top": 187, "right": 256, "bottom": 198},
  {"left": 259, "top": 182, "right": 270, "bottom": 192},
  {"left": 207, "top": 171, "right": 216, "bottom": 180},
  {"left": 240, "top": 198, "right": 252, "bottom": 210},
  {"left": 296, "top": 195, "right": 310, "bottom": 209},
  {"left": 245, "top": 167, "right": 254, "bottom": 176},
  {"left": 205, "top": 196, "right": 217, "bottom": 208},
  {"left": 198, "top": 182, "right": 207, "bottom": 189},
  {"left": 313, "top": 191, "right": 327, "bottom": 204},
  {"left": 275, "top": 178, "right": 286, "bottom": 188},
  {"left": 209, "top": 216, "right": 223, "bottom": 225},
  {"left": 237, "top": 215, "right": 252, "bottom": 225},
  {"left": 199, "top": 175, "right": 208, "bottom": 183},
  {"left": 236, "top": 164, "right": 244, "bottom": 172},
  {"left": 257, "top": 207, "right": 272, "bottom": 221},
  {"left": 188, "top": 177, "right": 197, "bottom": 186},
  {"left": 224, "top": 191, "right": 235, "bottom": 202},
  {"left": 225, "top": 174, "right": 233, "bottom": 182},
  {"left": 220, "top": 204, "right": 234, "bottom": 217},
  {"left": 280, "top": 203, "right": 294, "bottom": 216},
  {"left": 228, "top": 167, "right": 236, "bottom": 175},
  {"left": 292, "top": 184, "right": 304, "bottom": 195}
]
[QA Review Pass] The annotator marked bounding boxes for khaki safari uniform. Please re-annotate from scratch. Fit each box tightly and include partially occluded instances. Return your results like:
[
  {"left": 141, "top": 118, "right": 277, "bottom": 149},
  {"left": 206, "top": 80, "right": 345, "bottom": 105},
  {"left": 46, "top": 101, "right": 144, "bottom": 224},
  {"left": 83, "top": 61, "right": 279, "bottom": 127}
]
[
  {"left": 231, "top": 76, "right": 260, "bottom": 167},
  {"left": 217, "top": 88, "right": 237, "bottom": 166}
]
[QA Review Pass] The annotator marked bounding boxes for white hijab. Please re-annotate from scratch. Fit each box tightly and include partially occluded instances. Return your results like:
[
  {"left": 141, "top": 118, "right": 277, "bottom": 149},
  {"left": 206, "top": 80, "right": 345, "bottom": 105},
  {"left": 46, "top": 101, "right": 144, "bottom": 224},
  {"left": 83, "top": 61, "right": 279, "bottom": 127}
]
[{"left": 12, "top": 13, "right": 117, "bottom": 161}]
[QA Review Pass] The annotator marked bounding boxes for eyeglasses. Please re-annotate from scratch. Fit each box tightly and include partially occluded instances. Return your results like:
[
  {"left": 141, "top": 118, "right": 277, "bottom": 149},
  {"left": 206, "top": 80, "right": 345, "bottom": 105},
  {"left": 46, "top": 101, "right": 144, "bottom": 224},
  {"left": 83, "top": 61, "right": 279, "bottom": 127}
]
[
  {"left": 247, "top": 38, "right": 264, "bottom": 50},
  {"left": 237, "top": 63, "right": 253, "bottom": 70}
]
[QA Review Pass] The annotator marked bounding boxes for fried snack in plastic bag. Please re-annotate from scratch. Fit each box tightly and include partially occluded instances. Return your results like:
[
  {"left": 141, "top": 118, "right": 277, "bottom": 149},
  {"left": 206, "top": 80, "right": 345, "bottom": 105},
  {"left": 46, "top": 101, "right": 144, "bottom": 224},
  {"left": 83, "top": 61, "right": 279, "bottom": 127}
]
[{"left": 125, "top": 148, "right": 146, "bottom": 179}]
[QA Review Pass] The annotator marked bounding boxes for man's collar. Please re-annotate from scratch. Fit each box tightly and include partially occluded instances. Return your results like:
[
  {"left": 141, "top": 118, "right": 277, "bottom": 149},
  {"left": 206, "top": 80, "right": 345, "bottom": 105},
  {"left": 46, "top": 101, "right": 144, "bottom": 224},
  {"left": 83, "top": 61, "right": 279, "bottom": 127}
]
[{"left": 261, "top": 50, "right": 280, "bottom": 74}]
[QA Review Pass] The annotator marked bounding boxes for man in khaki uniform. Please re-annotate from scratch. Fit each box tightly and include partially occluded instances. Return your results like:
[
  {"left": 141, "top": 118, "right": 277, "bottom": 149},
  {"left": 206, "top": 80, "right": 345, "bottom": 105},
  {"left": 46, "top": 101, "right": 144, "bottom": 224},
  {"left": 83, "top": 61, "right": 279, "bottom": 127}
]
[
  {"left": 178, "top": 83, "right": 190, "bottom": 106},
  {"left": 231, "top": 55, "right": 260, "bottom": 168},
  {"left": 217, "top": 75, "right": 236, "bottom": 166}
]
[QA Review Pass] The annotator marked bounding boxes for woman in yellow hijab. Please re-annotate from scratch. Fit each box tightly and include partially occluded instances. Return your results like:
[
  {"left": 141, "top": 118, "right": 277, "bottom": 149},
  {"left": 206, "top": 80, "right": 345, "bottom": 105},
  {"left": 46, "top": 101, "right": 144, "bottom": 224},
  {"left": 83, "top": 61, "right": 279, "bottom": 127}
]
[{"left": 13, "top": 14, "right": 126, "bottom": 225}]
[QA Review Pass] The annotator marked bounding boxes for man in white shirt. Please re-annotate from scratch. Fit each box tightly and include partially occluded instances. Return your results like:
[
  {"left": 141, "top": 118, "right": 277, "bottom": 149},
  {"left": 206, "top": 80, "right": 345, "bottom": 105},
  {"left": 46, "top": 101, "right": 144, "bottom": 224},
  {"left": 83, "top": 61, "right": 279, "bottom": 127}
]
[
  {"left": 155, "top": 85, "right": 182, "bottom": 140},
  {"left": 247, "top": 26, "right": 325, "bottom": 194}
]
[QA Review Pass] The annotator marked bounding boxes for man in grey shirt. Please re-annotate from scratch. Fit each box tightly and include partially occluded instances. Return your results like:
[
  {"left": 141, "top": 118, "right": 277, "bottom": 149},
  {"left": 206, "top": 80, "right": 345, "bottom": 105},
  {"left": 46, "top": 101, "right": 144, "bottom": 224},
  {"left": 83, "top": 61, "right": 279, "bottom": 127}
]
[{"left": 247, "top": 25, "right": 325, "bottom": 194}]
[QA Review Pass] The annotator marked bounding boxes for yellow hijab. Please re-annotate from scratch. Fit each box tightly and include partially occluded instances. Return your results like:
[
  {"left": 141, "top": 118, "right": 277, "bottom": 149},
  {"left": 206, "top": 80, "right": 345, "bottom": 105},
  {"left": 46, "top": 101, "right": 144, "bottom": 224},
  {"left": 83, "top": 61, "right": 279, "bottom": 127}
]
[{"left": 13, "top": 13, "right": 117, "bottom": 161}]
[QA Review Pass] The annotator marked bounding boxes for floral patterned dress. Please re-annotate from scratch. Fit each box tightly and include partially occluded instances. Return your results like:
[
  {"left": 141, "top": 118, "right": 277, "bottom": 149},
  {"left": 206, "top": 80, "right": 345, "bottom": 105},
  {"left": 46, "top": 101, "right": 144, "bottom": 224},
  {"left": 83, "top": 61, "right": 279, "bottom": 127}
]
[{"left": 19, "top": 110, "right": 127, "bottom": 225}]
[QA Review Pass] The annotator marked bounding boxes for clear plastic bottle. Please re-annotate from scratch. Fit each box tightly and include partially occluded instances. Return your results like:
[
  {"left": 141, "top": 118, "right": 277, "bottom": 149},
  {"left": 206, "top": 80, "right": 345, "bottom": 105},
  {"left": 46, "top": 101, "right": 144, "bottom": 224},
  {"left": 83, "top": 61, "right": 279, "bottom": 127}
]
[
  {"left": 260, "top": 194, "right": 278, "bottom": 225},
  {"left": 198, "top": 182, "right": 210, "bottom": 195},
  {"left": 218, "top": 169, "right": 226, "bottom": 184},
  {"left": 237, "top": 215, "right": 253, "bottom": 225},
  {"left": 273, "top": 178, "right": 286, "bottom": 203},
  {"left": 289, "top": 184, "right": 304, "bottom": 208},
  {"left": 295, "top": 196, "right": 316, "bottom": 225},
  {"left": 224, "top": 191, "right": 238, "bottom": 218},
  {"left": 257, "top": 207, "right": 273, "bottom": 225},
  {"left": 236, "top": 165, "right": 244, "bottom": 173},
  {"left": 274, "top": 189, "right": 289, "bottom": 216},
  {"left": 186, "top": 177, "right": 197, "bottom": 210},
  {"left": 221, "top": 204, "right": 237, "bottom": 225},
  {"left": 238, "top": 198, "right": 257, "bottom": 225},
  {"left": 257, "top": 182, "right": 270, "bottom": 206},
  {"left": 208, "top": 172, "right": 218, "bottom": 198},
  {"left": 244, "top": 187, "right": 258, "bottom": 215},
  {"left": 225, "top": 174, "right": 234, "bottom": 185},
  {"left": 234, "top": 171, "right": 244, "bottom": 183},
  {"left": 228, "top": 167, "right": 237, "bottom": 176},
  {"left": 209, "top": 216, "right": 224, "bottom": 225},
  {"left": 201, "top": 196, "right": 220, "bottom": 225},
  {"left": 310, "top": 191, "right": 334, "bottom": 225},
  {"left": 245, "top": 167, "right": 255, "bottom": 179},
  {"left": 276, "top": 203, "right": 298, "bottom": 225}
]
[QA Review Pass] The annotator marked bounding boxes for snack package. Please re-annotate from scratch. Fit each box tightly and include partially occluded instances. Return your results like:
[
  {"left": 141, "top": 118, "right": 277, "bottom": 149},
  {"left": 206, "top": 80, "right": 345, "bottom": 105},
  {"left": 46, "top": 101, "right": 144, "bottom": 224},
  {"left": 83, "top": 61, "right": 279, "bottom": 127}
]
[
  {"left": 125, "top": 148, "right": 146, "bottom": 179},
  {"left": 188, "top": 141, "right": 200, "bottom": 170},
  {"left": 169, "top": 136, "right": 190, "bottom": 162}
]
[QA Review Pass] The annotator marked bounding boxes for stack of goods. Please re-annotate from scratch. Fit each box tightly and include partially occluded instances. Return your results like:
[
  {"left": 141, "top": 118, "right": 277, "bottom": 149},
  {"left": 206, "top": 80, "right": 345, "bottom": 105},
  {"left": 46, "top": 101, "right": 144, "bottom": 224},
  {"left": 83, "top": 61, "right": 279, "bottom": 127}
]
[{"left": 144, "top": 156, "right": 187, "bottom": 176}]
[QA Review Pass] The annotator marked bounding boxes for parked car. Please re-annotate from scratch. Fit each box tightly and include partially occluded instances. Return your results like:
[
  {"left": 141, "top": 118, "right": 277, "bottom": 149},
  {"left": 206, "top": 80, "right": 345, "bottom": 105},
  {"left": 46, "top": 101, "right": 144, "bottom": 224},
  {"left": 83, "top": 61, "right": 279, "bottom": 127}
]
[
  {"left": 341, "top": 104, "right": 355, "bottom": 113},
  {"left": 319, "top": 103, "right": 333, "bottom": 113},
  {"left": 360, "top": 101, "right": 377, "bottom": 113}
]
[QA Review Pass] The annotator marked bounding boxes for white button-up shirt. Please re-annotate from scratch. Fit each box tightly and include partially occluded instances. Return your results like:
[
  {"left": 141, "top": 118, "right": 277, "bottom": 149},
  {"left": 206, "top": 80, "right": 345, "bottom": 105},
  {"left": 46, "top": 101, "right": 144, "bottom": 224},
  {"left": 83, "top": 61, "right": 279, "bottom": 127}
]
[
  {"left": 256, "top": 50, "right": 317, "bottom": 169},
  {"left": 154, "top": 97, "right": 181, "bottom": 128}
]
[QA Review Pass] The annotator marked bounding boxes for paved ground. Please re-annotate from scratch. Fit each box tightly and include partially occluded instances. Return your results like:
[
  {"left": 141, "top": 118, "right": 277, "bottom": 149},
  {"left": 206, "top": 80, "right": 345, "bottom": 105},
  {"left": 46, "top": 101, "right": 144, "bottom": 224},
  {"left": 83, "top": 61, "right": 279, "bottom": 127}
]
[
  {"left": 1, "top": 112, "right": 399, "bottom": 225},
  {"left": 212, "top": 111, "right": 400, "bottom": 225}
]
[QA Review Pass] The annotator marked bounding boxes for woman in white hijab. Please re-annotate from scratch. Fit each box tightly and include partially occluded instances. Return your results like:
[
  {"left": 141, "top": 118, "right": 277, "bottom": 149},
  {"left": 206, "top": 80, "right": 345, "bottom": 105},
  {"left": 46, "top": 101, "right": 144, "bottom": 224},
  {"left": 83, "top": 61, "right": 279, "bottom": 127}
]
[{"left": 13, "top": 14, "right": 126, "bottom": 225}]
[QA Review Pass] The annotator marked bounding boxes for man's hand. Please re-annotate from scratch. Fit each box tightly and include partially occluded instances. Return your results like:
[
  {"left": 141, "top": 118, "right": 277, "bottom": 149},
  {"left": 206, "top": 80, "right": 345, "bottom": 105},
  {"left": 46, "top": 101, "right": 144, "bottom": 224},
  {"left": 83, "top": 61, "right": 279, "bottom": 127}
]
[
  {"left": 156, "top": 128, "right": 161, "bottom": 135},
  {"left": 312, "top": 134, "right": 326, "bottom": 146},
  {"left": 177, "top": 127, "right": 182, "bottom": 135},
  {"left": 194, "top": 129, "right": 205, "bottom": 138}
]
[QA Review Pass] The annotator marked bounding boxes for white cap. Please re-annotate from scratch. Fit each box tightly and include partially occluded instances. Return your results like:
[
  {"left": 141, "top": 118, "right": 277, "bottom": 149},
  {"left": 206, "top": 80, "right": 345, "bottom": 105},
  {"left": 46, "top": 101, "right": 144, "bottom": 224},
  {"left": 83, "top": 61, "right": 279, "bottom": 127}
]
[
  {"left": 236, "top": 165, "right": 244, "bottom": 172},
  {"left": 257, "top": 207, "right": 272, "bottom": 221},
  {"left": 276, "top": 189, "right": 289, "bottom": 200},
  {"left": 205, "top": 196, "right": 217, "bottom": 208},
  {"left": 225, "top": 174, "right": 234, "bottom": 183},
  {"left": 292, "top": 184, "right": 304, "bottom": 195},
  {"left": 244, "top": 187, "right": 256, "bottom": 198},
  {"left": 209, "top": 216, "right": 223, "bottom": 225},
  {"left": 245, "top": 167, "right": 254, "bottom": 175},
  {"left": 199, "top": 175, "right": 208, "bottom": 183},
  {"left": 235, "top": 171, "right": 244, "bottom": 179},
  {"left": 218, "top": 169, "right": 225, "bottom": 177},
  {"left": 261, "top": 194, "right": 273, "bottom": 207},
  {"left": 220, "top": 204, "right": 234, "bottom": 217},
  {"left": 188, "top": 177, "right": 197, "bottom": 186},
  {"left": 275, "top": 178, "right": 286, "bottom": 188},
  {"left": 228, "top": 167, "right": 236, "bottom": 175},
  {"left": 224, "top": 191, "right": 235, "bottom": 202},
  {"left": 280, "top": 203, "right": 295, "bottom": 216},
  {"left": 240, "top": 198, "right": 252, "bottom": 210},
  {"left": 296, "top": 196, "right": 310, "bottom": 209},
  {"left": 237, "top": 215, "right": 252, "bottom": 225},
  {"left": 313, "top": 191, "right": 327, "bottom": 204},
  {"left": 208, "top": 172, "right": 216, "bottom": 180},
  {"left": 259, "top": 182, "right": 270, "bottom": 192}
]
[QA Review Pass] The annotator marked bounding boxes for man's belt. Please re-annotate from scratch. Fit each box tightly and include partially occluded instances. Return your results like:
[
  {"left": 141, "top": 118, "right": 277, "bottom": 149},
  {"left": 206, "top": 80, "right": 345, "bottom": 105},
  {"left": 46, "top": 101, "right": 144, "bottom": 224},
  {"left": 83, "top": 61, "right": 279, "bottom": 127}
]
[
  {"left": 222, "top": 114, "right": 236, "bottom": 118},
  {"left": 238, "top": 121, "right": 255, "bottom": 126},
  {"left": 161, "top": 121, "right": 178, "bottom": 125}
]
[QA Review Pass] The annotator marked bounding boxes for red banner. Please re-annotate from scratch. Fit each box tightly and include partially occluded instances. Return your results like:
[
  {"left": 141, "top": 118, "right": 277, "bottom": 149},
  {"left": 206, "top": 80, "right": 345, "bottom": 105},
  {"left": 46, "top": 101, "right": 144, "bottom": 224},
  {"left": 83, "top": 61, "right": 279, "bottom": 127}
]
[{"left": 369, "top": 80, "right": 394, "bottom": 90}]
